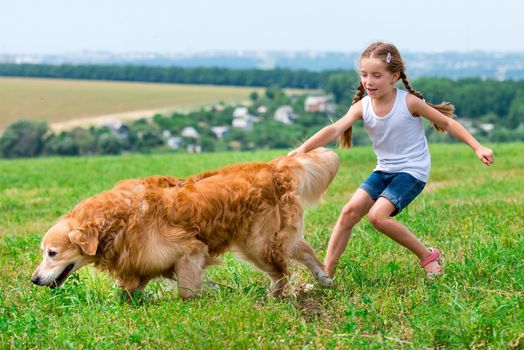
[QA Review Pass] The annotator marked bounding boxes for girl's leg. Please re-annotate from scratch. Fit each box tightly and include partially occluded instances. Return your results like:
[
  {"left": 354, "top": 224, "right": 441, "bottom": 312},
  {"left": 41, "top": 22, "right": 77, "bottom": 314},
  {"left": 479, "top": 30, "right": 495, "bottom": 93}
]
[
  {"left": 324, "top": 189, "right": 375, "bottom": 277},
  {"left": 367, "top": 197, "right": 440, "bottom": 274}
]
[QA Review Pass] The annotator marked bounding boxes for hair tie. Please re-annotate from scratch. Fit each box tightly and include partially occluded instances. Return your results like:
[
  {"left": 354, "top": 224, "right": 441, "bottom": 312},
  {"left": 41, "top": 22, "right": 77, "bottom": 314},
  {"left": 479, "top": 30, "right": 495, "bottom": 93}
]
[{"left": 386, "top": 52, "right": 392, "bottom": 64}]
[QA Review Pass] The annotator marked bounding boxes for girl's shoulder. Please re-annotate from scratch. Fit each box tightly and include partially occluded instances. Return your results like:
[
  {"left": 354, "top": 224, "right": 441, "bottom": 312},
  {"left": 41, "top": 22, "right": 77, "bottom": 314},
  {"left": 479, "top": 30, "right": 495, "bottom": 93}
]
[
  {"left": 405, "top": 92, "right": 426, "bottom": 116},
  {"left": 348, "top": 99, "right": 364, "bottom": 119}
]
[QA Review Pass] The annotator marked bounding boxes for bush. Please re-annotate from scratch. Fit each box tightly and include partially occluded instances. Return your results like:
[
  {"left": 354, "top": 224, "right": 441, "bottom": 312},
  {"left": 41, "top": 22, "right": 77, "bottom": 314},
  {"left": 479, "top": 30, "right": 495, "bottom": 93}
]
[
  {"left": 0, "top": 120, "right": 48, "bottom": 158},
  {"left": 96, "top": 133, "right": 123, "bottom": 155},
  {"left": 43, "top": 133, "right": 79, "bottom": 156},
  {"left": 127, "top": 120, "right": 163, "bottom": 152}
]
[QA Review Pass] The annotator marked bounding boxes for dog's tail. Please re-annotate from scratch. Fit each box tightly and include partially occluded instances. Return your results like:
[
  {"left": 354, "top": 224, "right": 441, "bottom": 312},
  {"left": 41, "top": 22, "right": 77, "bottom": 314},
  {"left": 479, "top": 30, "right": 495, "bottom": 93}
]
[{"left": 272, "top": 148, "right": 339, "bottom": 206}]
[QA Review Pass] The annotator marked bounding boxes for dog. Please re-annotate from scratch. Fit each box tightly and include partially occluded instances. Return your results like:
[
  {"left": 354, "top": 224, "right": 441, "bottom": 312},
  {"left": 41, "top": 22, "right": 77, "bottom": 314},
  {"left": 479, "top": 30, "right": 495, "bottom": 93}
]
[{"left": 31, "top": 148, "right": 339, "bottom": 298}]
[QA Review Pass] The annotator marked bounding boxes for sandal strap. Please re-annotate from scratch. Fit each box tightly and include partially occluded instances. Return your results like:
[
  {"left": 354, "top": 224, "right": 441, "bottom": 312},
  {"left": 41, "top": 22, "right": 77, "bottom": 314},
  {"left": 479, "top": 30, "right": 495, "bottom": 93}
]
[{"left": 420, "top": 248, "right": 442, "bottom": 267}]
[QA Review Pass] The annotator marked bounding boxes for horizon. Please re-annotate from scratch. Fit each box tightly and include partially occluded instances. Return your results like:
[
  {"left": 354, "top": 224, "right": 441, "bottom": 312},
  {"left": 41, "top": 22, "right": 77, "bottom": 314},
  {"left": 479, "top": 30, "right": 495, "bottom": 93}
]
[{"left": 4, "top": 48, "right": 524, "bottom": 56}]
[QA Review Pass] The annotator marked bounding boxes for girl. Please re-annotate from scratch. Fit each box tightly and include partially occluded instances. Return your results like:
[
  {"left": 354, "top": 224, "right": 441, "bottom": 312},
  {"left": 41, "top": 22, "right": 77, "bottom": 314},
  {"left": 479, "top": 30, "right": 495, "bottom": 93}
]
[{"left": 289, "top": 42, "right": 494, "bottom": 279}]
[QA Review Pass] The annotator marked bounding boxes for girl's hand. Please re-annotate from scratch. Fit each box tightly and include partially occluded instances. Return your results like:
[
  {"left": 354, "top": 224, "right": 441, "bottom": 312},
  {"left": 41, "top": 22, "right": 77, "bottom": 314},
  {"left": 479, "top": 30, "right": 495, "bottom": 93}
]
[
  {"left": 288, "top": 146, "right": 307, "bottom": 157},
  {"left": 475, "top": 146, "right": 494, "bottom": 166}
]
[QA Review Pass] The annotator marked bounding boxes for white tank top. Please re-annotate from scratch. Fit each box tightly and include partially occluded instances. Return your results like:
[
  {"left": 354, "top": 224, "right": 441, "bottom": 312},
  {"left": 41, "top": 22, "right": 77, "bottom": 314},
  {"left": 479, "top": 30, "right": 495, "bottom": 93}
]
[{"left": 361, "top": 88, "right": 430, "bottom": 182}]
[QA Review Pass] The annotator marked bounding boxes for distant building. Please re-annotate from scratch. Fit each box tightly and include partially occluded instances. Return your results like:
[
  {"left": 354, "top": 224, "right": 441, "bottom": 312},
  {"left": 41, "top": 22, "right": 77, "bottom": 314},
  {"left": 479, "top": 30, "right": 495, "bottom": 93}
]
[
  {"left": 181, "top": 126, "right": 199, "bottom": 139},
  {"left": 186, "top": 144, "right": 202, "bottom": 153},
  {"left": 232, "top": 107, "right": 257, "bottom": 131},
  {"left": 100, "top": 118, "right": 129, "bottom": 139},
  {"left": 274, "top": 106, "right": 295, "bottom": 124},
  {"left": 304, "top": 95, "right": 336, "bottom": 113},
  {"left": 479, "top": 123, "right": 495, "bottom": 132},
  {"left": 232, "top": 116, "right": 255, "bottom": 131},
  {"left": 233, "top": 107, "right": 249, "bottom": 118},
  {"left": 166, "top": 136, "right": 183, "bottom": 149},
  {"left": 256, "top": 106, "right": 268, "bottom": 114},
  {"left": 210, "top": 126, "right": 230, "bottom": 138}
]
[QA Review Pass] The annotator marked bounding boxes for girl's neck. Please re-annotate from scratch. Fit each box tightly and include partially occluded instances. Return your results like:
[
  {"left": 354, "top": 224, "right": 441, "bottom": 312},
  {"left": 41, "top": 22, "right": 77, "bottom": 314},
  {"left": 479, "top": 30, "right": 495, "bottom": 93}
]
[
  {"left": 371, "top": 87, "right": 397, "bottom": 105},
  {"left": 370, "top": 88, "right": 397, "bottom": 117}
]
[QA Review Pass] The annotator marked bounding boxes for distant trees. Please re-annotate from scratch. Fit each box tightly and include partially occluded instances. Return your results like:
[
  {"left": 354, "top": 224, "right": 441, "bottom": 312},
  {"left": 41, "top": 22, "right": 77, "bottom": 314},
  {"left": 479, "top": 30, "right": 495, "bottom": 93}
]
[
  {"left": 127, "top": 120, "right": 163, "bottom": 152},
  {"left": 0, "top": 120, "right": 48, "bottom": 158},
  {"left": 0, "top": 64, "right": 332, "bottom": 89},
  {"left": 412, "top": 78, "right": 523, "bottom": 123},
  {"left": 324, "top": 71, "right": 359, "bottom": 105},
  {"left": 507, "top": 91, "right": 524, "bottom": 129},
  {"left": 96, "top": 132, "right": 123, "bottom": 155}
]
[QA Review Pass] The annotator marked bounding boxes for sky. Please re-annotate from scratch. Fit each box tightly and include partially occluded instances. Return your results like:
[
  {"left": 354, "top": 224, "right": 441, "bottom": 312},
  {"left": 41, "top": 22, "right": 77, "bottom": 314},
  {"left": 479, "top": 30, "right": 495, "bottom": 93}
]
[{"left": 1, "top": 0, "right": 523, "bottom": 54}]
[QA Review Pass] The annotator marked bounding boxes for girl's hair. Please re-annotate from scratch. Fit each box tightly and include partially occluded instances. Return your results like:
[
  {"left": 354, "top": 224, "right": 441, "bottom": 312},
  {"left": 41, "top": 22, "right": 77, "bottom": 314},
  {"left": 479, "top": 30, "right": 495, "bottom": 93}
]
[{"left": 339, "top": 41, "right": 455, "bottom": 148}]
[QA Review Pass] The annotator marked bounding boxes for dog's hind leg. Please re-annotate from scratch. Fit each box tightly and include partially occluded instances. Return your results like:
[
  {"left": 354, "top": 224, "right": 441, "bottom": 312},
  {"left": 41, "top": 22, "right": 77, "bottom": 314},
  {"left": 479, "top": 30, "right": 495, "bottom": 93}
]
[
  {"left": 175, "top": 243, "right": 208, "bottom": 299},
  {"left": 290, "top": 239, "right": 333, "bottom": 288}
]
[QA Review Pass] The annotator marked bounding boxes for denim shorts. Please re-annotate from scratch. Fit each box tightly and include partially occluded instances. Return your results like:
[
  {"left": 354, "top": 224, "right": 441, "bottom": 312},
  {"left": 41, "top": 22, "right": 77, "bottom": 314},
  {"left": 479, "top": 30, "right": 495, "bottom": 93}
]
[{"left": 359, "top": 171, "right": 426, "bottom": 216}]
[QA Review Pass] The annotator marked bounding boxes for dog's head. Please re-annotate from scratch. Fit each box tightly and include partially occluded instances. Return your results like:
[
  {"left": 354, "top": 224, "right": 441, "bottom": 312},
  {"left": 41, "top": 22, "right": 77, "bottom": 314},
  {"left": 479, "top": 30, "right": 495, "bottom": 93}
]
[{"left": 31, "top": 218, "right": 98, "bottom": 289}]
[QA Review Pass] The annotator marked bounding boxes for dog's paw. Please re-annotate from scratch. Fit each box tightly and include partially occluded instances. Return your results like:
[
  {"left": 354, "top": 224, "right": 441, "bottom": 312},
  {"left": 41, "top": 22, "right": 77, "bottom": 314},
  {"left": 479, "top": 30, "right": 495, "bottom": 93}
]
[
  {"left": 205, "top": 279, "right": 220, "bottom": 291},
  {"left": 315, "top": 272, "right": 333, "bottom": 288}
]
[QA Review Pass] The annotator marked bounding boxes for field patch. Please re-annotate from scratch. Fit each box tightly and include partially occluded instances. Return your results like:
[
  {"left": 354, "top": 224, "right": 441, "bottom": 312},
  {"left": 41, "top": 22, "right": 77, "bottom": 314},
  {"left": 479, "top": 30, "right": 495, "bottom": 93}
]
[{"left": 0, "top": 77, "right": 298, "bottom": 130}]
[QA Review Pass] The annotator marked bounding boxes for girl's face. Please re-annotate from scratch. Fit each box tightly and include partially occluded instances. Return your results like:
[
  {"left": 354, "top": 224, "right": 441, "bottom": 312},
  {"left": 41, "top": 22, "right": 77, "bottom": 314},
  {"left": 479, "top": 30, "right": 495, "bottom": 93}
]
[{"left": 359, "top": 58, "right": 400, "bottom": 98}]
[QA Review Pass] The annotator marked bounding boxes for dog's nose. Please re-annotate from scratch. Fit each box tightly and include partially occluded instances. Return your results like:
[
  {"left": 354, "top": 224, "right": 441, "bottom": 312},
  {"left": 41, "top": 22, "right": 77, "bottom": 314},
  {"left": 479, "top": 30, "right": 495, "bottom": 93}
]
[{"left": 31, "top": 275, "right": 40, "bottom": 285}]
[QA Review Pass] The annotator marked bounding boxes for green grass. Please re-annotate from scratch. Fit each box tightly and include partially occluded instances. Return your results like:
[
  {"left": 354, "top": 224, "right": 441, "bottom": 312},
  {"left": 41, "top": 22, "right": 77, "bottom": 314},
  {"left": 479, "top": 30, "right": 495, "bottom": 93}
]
[{"left": 1, "top": 143, "right": 523, "bottom": 349}]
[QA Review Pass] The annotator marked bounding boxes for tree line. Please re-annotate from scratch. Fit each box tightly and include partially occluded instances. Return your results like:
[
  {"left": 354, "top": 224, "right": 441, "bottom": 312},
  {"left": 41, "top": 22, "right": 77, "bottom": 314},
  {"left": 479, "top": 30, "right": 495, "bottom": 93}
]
[{"left": 0, "top": 63, "right": 333, "bottom": 89}]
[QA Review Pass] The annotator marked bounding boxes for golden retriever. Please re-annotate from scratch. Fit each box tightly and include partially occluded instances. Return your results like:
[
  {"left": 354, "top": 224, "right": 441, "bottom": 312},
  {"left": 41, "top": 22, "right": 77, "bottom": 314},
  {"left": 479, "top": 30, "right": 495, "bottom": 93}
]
[{"left": 31, "top": 148, "right": 339, "bottom": 298}]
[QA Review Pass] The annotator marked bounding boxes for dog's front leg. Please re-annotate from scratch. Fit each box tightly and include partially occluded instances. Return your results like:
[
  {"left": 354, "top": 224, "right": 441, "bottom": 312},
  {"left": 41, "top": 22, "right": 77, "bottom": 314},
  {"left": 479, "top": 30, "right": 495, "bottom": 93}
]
[
  {"left": 117, "top": 276, "right": 151, "bottom": 296},
  {"left": 175, "top": 244, "right": 208, "bottom": 299}
]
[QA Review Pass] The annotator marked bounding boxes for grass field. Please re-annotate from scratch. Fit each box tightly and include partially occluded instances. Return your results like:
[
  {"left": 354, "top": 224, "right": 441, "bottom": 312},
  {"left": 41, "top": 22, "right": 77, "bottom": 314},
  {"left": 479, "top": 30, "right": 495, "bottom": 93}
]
[
  {"left": 0, "top": 77, "right": 295, "bottom": 130},
  {"left": 0, "top": 143, "right": 522, "bottom": 349}
]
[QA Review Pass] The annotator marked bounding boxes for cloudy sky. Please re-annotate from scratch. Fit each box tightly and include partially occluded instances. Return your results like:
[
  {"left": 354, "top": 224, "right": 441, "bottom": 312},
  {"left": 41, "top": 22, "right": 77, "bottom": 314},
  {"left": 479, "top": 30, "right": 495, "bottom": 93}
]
[{"left": 1, "top": 0, "right": 523, "bottom": 54}]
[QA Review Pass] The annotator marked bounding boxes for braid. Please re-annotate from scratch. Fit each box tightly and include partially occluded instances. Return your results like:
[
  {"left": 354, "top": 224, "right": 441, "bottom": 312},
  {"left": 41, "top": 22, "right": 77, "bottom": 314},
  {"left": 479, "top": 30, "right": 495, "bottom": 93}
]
[
  {"left": 400, "top": 72, "right": 424, "bottom": 99},
  {"left": 339, "top": 83, "right": 366, "bottom": 148},
  {"left": 352, "top": 83, "right": 366, "bottom": 105},
  {"left": 400, "top": 72, "right": 455, "bottom": 132}
]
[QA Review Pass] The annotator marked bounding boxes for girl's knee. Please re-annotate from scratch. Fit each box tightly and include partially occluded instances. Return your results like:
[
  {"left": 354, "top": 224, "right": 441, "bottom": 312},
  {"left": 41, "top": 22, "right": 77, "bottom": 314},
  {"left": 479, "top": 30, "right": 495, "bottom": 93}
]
[
  {"left": 368, "top": 209, "right": 388, "bottom": 230},
  {"left": 340, "top": 203, "right": 365, "bottom": 227}
]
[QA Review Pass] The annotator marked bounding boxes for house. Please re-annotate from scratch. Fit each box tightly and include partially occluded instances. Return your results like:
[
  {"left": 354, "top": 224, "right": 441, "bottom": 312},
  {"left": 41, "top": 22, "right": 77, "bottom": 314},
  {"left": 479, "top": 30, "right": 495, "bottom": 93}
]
[
  {"left": 274, "top": 105, "right": 295, "bottom": 124},
  {"left": 233, "top": 107, "right": 249, "bottom": 118},
  {"left": 166, "top": 136, "right": 182, "bottom": 149},
  {"left": 256, "top": 106, "right": 268, "bottom": 114},
  {"left": 181, "top": 126, "right": 199, "bottom": 139},
  {"left": 186, "top": 144, "right": 202, "bottom": 153},
  {"left": 232, "top": 107, "right": 257, "bottom": 131},
  {"left": 304, "top": 95, "right": 336, "bottom": 113},
  {"left": 479, "top": 123, "right": 495, "bottom": 132},
  {"left": 232, "top": 116, "right": 254, "bottom": 131},
  {"left": 99, "top": 118, "right": 129, "bottom": 139},
  {"left": 210, "top": 126, "right": 230, "bottom": 139}
]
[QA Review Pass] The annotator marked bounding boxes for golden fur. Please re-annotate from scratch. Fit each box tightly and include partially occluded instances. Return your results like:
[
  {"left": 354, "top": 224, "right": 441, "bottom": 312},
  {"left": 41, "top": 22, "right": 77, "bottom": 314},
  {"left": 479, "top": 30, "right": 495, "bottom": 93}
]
[{"left": 32, "top": 148, "right": 339, "bottom": 298}]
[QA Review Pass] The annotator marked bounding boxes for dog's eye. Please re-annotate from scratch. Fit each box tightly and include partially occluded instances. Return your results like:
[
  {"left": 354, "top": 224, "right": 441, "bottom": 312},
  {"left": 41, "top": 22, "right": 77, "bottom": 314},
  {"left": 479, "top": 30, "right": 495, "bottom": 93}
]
[{"left": 48, "top": 250, "right": 57, "bottom": 257}]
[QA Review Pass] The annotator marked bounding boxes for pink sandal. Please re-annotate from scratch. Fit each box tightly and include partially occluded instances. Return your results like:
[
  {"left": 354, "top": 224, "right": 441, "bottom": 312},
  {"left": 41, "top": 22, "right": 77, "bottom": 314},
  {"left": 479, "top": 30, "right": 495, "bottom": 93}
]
[{"left": 420, "top": 248, "right": 444, "bottom": 279}]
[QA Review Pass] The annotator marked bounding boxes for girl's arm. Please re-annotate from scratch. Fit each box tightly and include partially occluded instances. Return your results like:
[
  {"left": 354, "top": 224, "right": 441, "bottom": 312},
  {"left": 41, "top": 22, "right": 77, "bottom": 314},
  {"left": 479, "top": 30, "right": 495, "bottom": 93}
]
[
  {"left": 407, "top": 95, "right": 494, "bottom": 166},
  {"left": 288, "top": 101, "right": 363, "bottom": 156}
]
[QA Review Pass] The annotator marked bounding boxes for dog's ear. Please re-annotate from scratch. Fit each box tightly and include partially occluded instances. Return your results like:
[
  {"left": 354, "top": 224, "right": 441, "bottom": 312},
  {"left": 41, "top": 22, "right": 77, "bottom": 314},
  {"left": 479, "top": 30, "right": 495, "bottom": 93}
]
[{"left": 68, "top": 223, "right": 99, "bottom": 256}]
